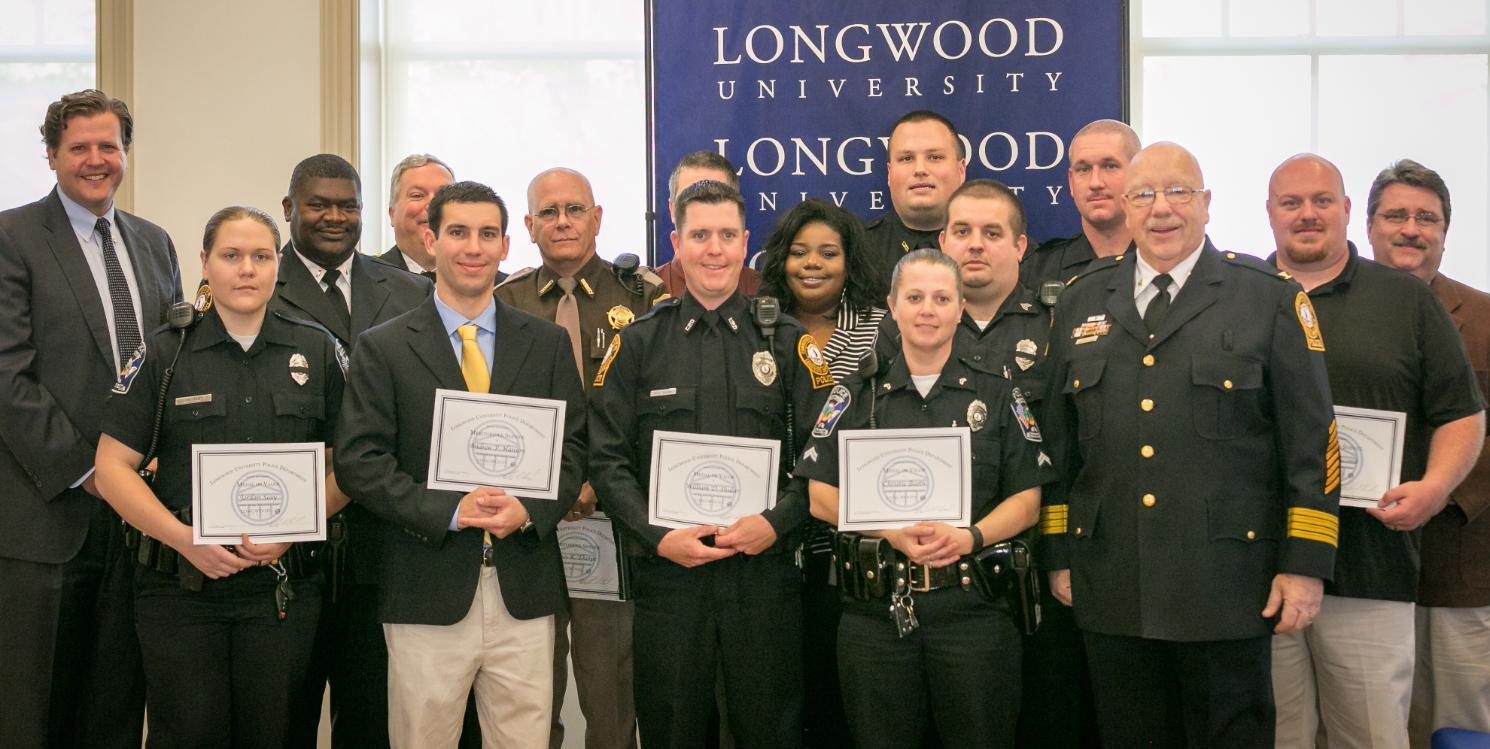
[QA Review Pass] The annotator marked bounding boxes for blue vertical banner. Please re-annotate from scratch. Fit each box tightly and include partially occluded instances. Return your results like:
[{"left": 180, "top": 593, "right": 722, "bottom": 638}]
[{"left": 647, "top": 1, "right": 1127, "bottom": 266}]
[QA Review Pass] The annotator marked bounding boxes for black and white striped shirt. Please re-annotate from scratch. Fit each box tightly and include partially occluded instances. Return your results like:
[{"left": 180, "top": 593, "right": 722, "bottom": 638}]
[{"left": 821, "top": 303, "right": 887, "bottom": 383}]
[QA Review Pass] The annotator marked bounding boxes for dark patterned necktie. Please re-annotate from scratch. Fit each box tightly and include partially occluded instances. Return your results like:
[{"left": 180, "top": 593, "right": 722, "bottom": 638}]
[
  {"left": 1144, "top": 273, "right": 1173, "bottom": 334},
  {"left": 95, "top": 217, "right": 140, "bottom": 370},
  {"left": 322, "top": 267, "right": 351, "bottom": 331}
]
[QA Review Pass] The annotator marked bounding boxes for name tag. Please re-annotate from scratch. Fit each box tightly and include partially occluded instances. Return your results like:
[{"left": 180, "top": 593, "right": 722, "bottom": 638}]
[
  {"left": 175, "top": 394, "right": 213, "bottom": 406},
  {"left": 650, "top": 387, "right": 677, "bottom": 398}
]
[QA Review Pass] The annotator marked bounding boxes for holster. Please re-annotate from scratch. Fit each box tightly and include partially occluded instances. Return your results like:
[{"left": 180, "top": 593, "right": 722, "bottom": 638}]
[
  {"left": 122, "top": 506, "right": 317, "bottom": 593},
  {"left": 833, "top": 532, "right": 895, "bottom": 601},
  {"left": 971, "top": 539, "right": 1042, "bottom": 635}
]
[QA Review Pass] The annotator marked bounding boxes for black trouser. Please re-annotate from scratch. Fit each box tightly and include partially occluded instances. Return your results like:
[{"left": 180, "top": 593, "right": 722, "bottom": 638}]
[
  {"left": 1083, "top": 631, "right": 1274, "bottom": 749},
  {"left": 631, "top": 553, "right": 803, "bottom": 749},
  {"left": 837, "top": 586, "right": 1022, "bottom": 749},
  {"left": 134, "top": 564, "right": 321, "bottom": 748},
  {"left": 1018, "top": 584, "right": 1101, "bottom": 747},
  {"left": 801, "top": 549, "right": 853, "bottom": 749},
  {"left": 0, "top": 497, "right": 145, "bottom": 749}
]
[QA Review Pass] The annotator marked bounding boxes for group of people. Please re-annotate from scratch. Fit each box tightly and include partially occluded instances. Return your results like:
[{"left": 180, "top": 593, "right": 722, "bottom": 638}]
[{"left": 1, "top": 86, "right": 1485, "bottom": 749}]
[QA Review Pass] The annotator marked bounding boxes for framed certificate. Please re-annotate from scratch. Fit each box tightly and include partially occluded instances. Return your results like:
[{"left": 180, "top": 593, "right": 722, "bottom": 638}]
[
  {"left": 191, "top": 442, "right": 326, "bottom": 544},
  {"left": 1334, "top": 405, "right": 1407, "bottom": 509},
  {"left": 648, "top": 430, "right": 781, "bottom": 529},
  {"left": 558, "top": 512, "right": 629, "bottom": 601},
  {"left": 427, "top": 389, "right": 566, "bottom": 498},
  {"left": 837, "top": 427, "right": 972, "bottom": 532}
]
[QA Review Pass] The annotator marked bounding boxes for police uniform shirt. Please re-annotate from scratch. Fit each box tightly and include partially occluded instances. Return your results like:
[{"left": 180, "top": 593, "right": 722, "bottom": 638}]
[
  {"left": 794, "top": 354, "right": 1056, "bottom": 522},
  {"left": 101, "top": 309, "right": 345, "bottom": 512},
  {"left": 863, "top": 210, "right": 941, "bottom": 285},
  {"left": 587, "top": 292, "right": 832, "bottom": 551},
  {"left": 1270, "top": 243, "right": 1485, "bottom": 602},
  {"left": 494, "top": 253, "right": 668, "bottom": 388},
  {"left": 1021, "top": 232, "right": 1136, "bottom": 291},
  {"left": 1039, "top": 242, "right": 1339, "bottom": 641}
]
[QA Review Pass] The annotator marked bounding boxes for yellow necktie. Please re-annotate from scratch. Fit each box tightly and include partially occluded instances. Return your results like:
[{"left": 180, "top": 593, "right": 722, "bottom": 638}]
[
  {"left": 458, "top": 324, "right": 493, "bottom": 549},
  {"left": 458, "top": 324, "right": 489, "bottom": 392}
]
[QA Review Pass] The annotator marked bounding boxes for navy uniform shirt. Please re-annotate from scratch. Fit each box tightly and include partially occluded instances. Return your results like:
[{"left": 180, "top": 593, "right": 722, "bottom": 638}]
[
  {"left": 1040, "top": 242, "right": 1339, "bottom": 642},
  {"left": 863, "top": 210, "right": 941, "bottom": 287},
  {"left": 794, "top": 353, "right": 1055, "bottom": 524},
  {"left": 102, "top": 308, "right": 345, "bottom": 512},
  {"left": 1021, "top": 232, "right": 1136, "bottom": 292},
  {"left": 588, "top": 293, "right": 832, "bottom": 552},
  {"left": 1270, "top": 244, "right": 1485, "bottom": 602}
]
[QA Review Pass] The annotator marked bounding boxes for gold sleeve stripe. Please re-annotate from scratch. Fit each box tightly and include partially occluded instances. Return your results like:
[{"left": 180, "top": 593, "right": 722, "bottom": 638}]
[
  {"left": 1287, "top": 507, "right": 1339, "bottom": 546},
  {"left": 1039, "top": 504, "right": 1069, "bottom": 535},
  {"left": 1289, "top": 528, "right": 1338, "bottom": 546},
  {"left": 1324, "top": 419, "right": 1341, "bottom": 493},
  {"left": 1289, "top": 507, "right": 1339, "bottom": 529}
]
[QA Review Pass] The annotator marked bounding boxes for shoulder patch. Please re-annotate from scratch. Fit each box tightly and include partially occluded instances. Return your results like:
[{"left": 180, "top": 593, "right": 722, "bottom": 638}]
[
  {"left": 192, "top": 280, "right": 213, "bottom": 313},
  {"left": 1222, "top": 250, "right": 1293, "bottom": 280},
  {"left": 811, "top": 384, "right": 852, "bottom": 438},
  {"left": 112, "top": 343, "right": 146, "bottom": 395},
  {"left": 593, "top": 333, "right": 621, "bottom": 388},
  {"left": 797, "top": 334, "right": 834, "bottom": 389},
  {"left": 494, "top": 266, "right": 536, "bottom": 290},
  {"left": 1010, "top": 387, "right": 1042, "bottom": 442},
  {"left": 1294, "top": 291, "right": 1326, "bottom": 352}
]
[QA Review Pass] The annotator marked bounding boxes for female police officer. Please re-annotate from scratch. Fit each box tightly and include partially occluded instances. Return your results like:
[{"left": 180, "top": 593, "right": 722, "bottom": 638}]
[
  {"left": 95, "top": 205, "right": 348, "bottom": 747},
  {"left": 794, "top": 248, "right": 1054, "bottom": 748}
]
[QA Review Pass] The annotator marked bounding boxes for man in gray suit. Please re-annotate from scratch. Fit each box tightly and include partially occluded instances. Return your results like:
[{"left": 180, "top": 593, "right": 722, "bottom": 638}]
[
  {"left": 271, "top": 153, "right": 438, "bottom": 748},
  {"left": 0, "top": 88, "right": 182, "bottom": 749}
]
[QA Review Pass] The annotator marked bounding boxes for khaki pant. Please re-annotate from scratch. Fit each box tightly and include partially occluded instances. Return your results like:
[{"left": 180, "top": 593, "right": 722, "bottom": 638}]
[
  {"left": 385, "top": 567, "right": 555, "bottom": 749},
  {"left": 1409, "top": 605, "right": 1490, "bottom": 749},
  {"left": 1273, "top": 595, "right": 1414, "bottom": 749}
]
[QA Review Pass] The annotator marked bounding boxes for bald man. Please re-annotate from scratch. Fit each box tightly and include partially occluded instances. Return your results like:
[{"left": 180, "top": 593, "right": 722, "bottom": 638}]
[
  {"left": 495, "top": 167, "right": 667, "bottom": 749},
  {"left": 1039, "top": 143, "right": 1340, "bottom": 748},
  {"left": 1266, "top": 154, "right": 1485, "bottom": 749}
]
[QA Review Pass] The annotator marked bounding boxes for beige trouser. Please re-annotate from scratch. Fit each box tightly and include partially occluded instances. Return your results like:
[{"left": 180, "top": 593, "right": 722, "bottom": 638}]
[
  {"left": 384, "top": 567, "right": 555, "bottom": 749},
  {"left": 1273, "top": 594, "right": 1415, "bottom": 749},
  {"left": 1409, "top": 605, "right": 1490, "bottom": 749}
]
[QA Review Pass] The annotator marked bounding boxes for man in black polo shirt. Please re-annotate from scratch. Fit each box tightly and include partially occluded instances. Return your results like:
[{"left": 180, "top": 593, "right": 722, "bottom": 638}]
[
  {"left": 1267, "top": 153, "right": 1485, "bottom": 749},
  {"left": 1021, "top": 119, "right": 1139, "bottom": 292},
  {"left": 862, "top": 110, "right": 967, "bottom": 286}
]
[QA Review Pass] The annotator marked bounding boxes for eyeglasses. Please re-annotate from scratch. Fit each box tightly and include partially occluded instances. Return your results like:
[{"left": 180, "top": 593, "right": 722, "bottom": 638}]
[
  {"left": 1125, "top": 187, "right": 1204, "bottom": 207},
  {"left": 534, "top": 203, "right": 592, "bottom": 223},
  {"left": 1376, "top": 209, "right": 1442, "bottom": 228}
]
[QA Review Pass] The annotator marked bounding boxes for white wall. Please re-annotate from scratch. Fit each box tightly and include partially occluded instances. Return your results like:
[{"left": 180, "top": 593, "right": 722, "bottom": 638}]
[{"left": 131, "top": 0, "right": 322, "bottom": 293}]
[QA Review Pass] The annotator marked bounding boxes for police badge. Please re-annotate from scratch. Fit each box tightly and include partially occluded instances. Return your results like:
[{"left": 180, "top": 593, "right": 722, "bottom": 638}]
[
  {"left": 752, "top": 350, "right": 777, "bottom": 386},
  {"left": 607, "top": 305, "right": 635, "bottom": 330},
  {"left": 289, "top": 352, "right": 310, "bottom": 386},
  {"left": 967, "top": 399, "right": 988, "bottom": 432}
]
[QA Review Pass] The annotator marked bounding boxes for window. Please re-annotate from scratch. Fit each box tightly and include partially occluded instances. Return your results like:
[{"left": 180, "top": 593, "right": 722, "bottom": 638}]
[
  {"left": 0, "top": 0, "right": 95, "bottom": 211},
  {"left": 361, "top": 1, "right": 646, "bottom": 270},
  {"left": 1131, "top": 0, "right": 1490, "bottom": 288}
]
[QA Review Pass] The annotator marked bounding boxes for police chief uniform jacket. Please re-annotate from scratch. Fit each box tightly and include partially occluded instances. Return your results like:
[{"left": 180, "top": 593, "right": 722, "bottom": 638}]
[
  {"left": 270, "top": 244, "right": 432, "bottom": 584},
  {"left": 588, "top": 293, "right": 831, "bottom": 552},
  {"left": 333, "top": 294, "right": 587, "bottom": 625},
  {"left": 1039, "top": 241, "right": 1340, "bottom": 642},
  {"left": 1422, "top": 272, "right": 1490, "bottom": 608},
  {"left": 0, "top": 188, "right": 181, "bottom": 563}
]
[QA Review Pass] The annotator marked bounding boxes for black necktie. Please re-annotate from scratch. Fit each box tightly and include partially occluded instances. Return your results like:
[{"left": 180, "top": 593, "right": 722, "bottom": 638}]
[
  {"left": 1144, "top": 273, "right": 1174, "bottom": 334},
  {"left": 421, "top": 270, "right": 436, "bottom": 281},
  {"left": 698, "top": 311, "right": 730, "bottom": 433},
  {"left": 322, "top": 267, "right": 351, "bottom": 331},
  {"left": 95, "top": 217, "right": 141, "bottom": 370}
]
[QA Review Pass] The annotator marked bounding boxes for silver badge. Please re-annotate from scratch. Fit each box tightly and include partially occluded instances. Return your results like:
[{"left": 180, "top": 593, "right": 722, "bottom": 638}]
[
  {"left": 291, "top": 372, "right": 309, "bottom": 386},
  {"left": 1016, "top": 339, "right": 1038, "bottom": 356},
  {"left": 289, "top": 352, "right": 311, "bottom": 386},
  {"left": 752, "top": 350, "right": 777, "bottom": 386},
  {"left": 967, "top": 400, "right": 988, "bottom": 432},
  {"left": 289, "top": 353, "right": 309, "bottom": 369},
  {"left": 1016, "top": 356, "right": 1035, "bottom": 371}
]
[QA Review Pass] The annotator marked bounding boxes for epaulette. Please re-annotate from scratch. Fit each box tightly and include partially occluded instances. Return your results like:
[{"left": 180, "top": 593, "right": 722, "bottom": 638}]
[
  {"left": 495, "top": 266, "right": 537, "bottom": 289},
  {"left": 1064, "top": 253, "right": 1125, "bottom": 287},
  {"left": 1219, "top": 250, "right": 1293, "bottom": 281},
  {"left": 274, "top": 311, "right": 350, "bottom": 376},
  {"left": 632, "top": 295, "right": 681, "bottom": 325},
  {"left": 1030, "top": 233, "right": 1078, "bottom": 255}
]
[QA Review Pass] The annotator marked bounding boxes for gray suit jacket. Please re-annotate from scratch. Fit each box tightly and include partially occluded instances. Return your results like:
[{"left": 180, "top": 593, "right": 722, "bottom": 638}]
[{"left": 0, "top": 188, "right": 181, "bottom": 563}]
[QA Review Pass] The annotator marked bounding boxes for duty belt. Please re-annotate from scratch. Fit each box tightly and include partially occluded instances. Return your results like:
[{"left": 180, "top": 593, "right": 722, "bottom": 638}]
[{"left": 121, "top": 507, "right": 316, "bottom": 593}]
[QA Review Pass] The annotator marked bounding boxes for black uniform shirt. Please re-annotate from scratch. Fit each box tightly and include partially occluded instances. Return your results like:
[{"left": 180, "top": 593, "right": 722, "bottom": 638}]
[
  {"left": 102, "top": 309, "right": 345, "bottom": 512},
  {"left": 495, "top": 253, "right": 670, "bottom": 390},
  {"left": 1273, "top": 244, "right": 1485, "bottom": 601},
  {"left": 795, "top": 354, "right": 1055, "bottom": 523},
  {"left": 1021, "top": 232, "right": 1136, "bottom": 291},
  {"left": 863, "top": 210, "right": 942, "bottom": 286},
  {"left": 588, "top": 293, "right": 831, "bottom": 551}
]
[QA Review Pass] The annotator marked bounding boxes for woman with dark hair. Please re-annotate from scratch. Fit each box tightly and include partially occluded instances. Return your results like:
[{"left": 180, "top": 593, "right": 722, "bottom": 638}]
[
  {"left": 758, "top": 198, "right": 886, "bottom": 748},
  {"left": 758, "top": 198, "right": 888, "bottom": 383}
]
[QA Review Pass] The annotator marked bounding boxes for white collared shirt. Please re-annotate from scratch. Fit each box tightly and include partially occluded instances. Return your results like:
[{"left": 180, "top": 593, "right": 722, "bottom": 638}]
[
  {"left": 293, "top": 247, "right": 354, "bottom": 314},
  {"left": 57, "top": 188, "right": 142, "bottom": 368},
  {"left": 396, "top": 249, "right": 426, "bottom": 274},
  {"left": 1134, "top": 238, "right": 1206, "bottom": 316}
]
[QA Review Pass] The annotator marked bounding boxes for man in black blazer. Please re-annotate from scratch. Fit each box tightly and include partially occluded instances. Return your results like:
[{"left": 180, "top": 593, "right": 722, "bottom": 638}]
[
  {"left": 336, "top": 181, "right": 584, "bottom": 747},
  {"left": 374, "top": 153, "right": 454, "bottom": 277},
  {"left": 0, "top": 89, "right": 181, "bottom": 749},
  {"left": 270, "top": 153, "right": 434, "bottom": 748}
]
